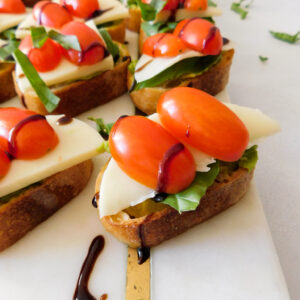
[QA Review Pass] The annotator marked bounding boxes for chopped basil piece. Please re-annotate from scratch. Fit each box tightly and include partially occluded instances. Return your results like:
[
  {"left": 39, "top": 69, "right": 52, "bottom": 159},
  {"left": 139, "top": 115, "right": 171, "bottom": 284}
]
[
  {"left": 137, "top": 0, "right": 166, "bottom": 21},
  {"left": 141, "top": 21, "right": 177, "bottom": 37},
  {"left": 48, "top": 30, "right": 81, "bottom": 51},
  {"left": 13, "top": 49, "right": 60, "bottom": 113},
  {"left": 208, "top": 0, "right": 217, "bottom": 7},
  {"left": 259, "top": 56, "right": 268, "bottom": 62},
  {"left": 269, "top": 30, "right": 300, "bottom": 44},
  {"left": 0, "top": 40, "right": 20, "bottom": 62},
  {"left": 98, "top": 28, "right": 120, "bottom": 62},
  {"left": 231, "top": 0, "right": 248, "bottom": 19},
  {"left": 1, "top": 28, "right": 17, "bottom": 40},
  {"left": 238, "top": 145, "right": 258, "bottom": 172},
  {"left": 30, "top": 27, "right": 48, "bottom": 48},
  {"left": 88, "top": 117, "right": 114, "bottom": 140}
]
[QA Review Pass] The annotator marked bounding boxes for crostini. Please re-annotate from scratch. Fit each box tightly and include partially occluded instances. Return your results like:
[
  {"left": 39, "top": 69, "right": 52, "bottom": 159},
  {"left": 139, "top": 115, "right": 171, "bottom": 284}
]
[
  {"left": 0, "top": 107, "right": 103, "bottom": 251},
  {"left": 129, "top": 18, "right": 234, "bottom": 114},
  {"left": 94, "top": 87, "right": 280, "bottom": 249},
  {"left": 13, "top": 20, "right": 130, "bottom": 116},
  {"left": 16, "top": 0, "right": 129, "bottom": 43},
  {"left": 0, "top": 0, "right": 29, "bottom": 102}
]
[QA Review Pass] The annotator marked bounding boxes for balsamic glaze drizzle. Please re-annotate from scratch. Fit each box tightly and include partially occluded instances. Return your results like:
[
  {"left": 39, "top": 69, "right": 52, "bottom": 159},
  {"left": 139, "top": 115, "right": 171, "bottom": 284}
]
[
  {"left": 137, "top": 215, "right": 152, "bottom": 265},
  {"left": 222, "top": 37, "right": 230, "bottom": 45},
  {"left": 85, "top": 8, "right": 113, "bottom": 21},
  {"left": 56, "top": 115, "right": 73, "bottom": 126},
  {"left": 73, "top": 236, "right": 105, "bottom": 300},
  {"left": 92, "top": 192, "right": 99, "bottom": 208}
]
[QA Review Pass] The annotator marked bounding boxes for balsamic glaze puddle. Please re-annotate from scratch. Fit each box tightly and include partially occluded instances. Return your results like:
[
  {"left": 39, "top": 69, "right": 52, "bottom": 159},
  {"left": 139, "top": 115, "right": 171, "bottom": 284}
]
[
  {"left": 92, "top": 193, "right": 99, "bottom": 208},
  {"left": 56, "top": 115, "right": 73, "bottom": 126},
  {"left": 137, "top": 247, "right": 150, "bottom": 265},
  {"left": 73, "top": 236, "right": 106, "bottom": 300}
]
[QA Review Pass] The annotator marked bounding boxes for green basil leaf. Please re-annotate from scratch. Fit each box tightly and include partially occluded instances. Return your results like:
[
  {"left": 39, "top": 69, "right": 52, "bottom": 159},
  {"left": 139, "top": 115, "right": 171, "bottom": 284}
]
[
  {"left": 162, "top": 162, "right": 220, "bottom": 213},
  {"left": 141, "top": 21, "right": 177, "bottom": 36},
  {"left": 48, "top": 30, "right": 82, "bottom": 51},
  {"left": 238, "top": 145, "right": 258, "bottom": 172},
  {"left": 137, "top": 0, "right": 166, "bottom": 21},
  {"left": 1, "top": 28, "right": 17, "bottom": 40},
  {"left": 134, "top": 54, "right": 221, "bottom": 90},
  {"left": 259, "top": 55, "right": 268, "bottom": 62},
  {"left": 269, "top": 30, "right": 300, "bottom": 44},
  {"left": 13, "top": 49, "right": 60, "bottom": 113},
  {"left": 128, "top": 59, "right": 137, "bottom": 74},
  {"left": 0, "top": 40, "right": 20, "bottom": 62},
  {"left": 208, "top": 0, "right": 217, "bottom": 7},
  {"left": 30, "top": 27, "right": 48, "bottom": 48},
  {"left": 231, "top": 1, "right": 248, "bottom": 19},
  {"left": 88, "top": 117, "right": 114, "bottom": 140},
  {"left": 98, "top": 28, "right": 120, "bottom": 62}
]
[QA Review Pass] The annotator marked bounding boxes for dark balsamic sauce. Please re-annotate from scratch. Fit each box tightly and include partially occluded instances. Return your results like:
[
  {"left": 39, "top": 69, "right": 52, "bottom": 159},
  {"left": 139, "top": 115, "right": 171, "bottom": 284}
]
[
  {"left": 78, "top": 42, "right": 109, "bottom": 64},
  {"left": 135, "top": 59, "right": 154, "bottom": 73},
  {"left": 56, "top": 115, "right": 73, "bottom": 126},
  {"left": 8, "top": 114, "right": 45, "bottom": 158},
  {"left": 73, "top": 236, "right": 106, "bottom": 300},
  {"left": 85, "top": 8, "right": 113, "bottom": 21},
  {"left": 153, "top": 192, "right": 168, "bottom": 203},
  {"left": 92, "top": 192, "right": 99, "bottom": 208},
  {"left": 122, "top": 55, "right": 131, "bottom": 62},
  {"left": 100, "top": 294, "right": 108, "bottom": 300},
  {"left": 137, "top": 215, "right": 152, "bottom": 265},
  {"left": 178, "top": 18, "right": 197, "bottom": 37},
  {"left": 157, "top": 143, "right": 185, "bottom": 193},
  {"left": 20, "top": 94, "right": 27, "bottom": 108},
  {"left": 223, "top": 37, "right": 230, "bottom": 45}
]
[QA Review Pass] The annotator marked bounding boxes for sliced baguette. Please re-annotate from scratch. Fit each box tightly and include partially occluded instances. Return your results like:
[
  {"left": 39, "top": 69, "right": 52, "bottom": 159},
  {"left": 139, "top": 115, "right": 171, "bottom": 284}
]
[
  {"left": 14, "top": 55, "right": 130, "bottom": 117},
  {"left": 129, "top": 49, "right": 234, "bottom": 115},
  {"left": 126, "top": 6, "right": 142, "bottom": 33},
  {"left": 96, "top": 162, "right": 253, "bottom": 248},
  {"left": 0, "top": 159, "right": 93, "bottom": 252},
  {"left": 0, "top": 63, "right": 16, "bottom": 103}
]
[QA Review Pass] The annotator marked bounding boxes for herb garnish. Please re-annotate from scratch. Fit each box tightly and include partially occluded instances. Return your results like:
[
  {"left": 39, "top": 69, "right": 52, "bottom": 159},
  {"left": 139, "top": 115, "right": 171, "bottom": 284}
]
[
  {"left": 231, "top": 0, "right": 252, "bottom": 19},
  {"left": 259, "top": 56, "right": 268, "bottom": 62},
  {"left": 137, "top": 0, "right": 167, "bottom": 21},
  {"left": 88, "top": 117, "right": 114, "bottom": 140},
  {"left": 98, "top": 28, "right": 120, "bottom": 62},
  {"left": 269, "top": 30, "right": 300, "bottom": 44}
]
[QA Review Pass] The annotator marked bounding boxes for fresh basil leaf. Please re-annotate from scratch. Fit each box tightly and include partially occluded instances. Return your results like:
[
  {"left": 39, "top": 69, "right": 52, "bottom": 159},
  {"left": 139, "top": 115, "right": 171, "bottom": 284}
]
[
  {"left": 134, "top": 54, "right": 221, "bottom": 90},
  {"left": 48, "top": 30, "right": 81, "bottom": 51},
  {"left": 88, "top": 117, "right": 114, "bottom": 140},
  {"left": 98, "top": 28, "right": 120, "bottom": 62},
  {"left": 137, "top": 0, "right": 166, "bottom": 21},
  {"left": 127, "top": 0, "right": 138, "bottom": 6},
  {"left": 128, "top": 59, "right": 137, "bottom": 74},
  {"left": 239, "top": 145, "right": 258, "bottom": 172},
  {"left": 1, "top": 28, "right": 17, "bottom": 40},
  {"left": 142, "top": 21, "right": 177, "bottom": 36},
  {"left": 162, "top": 162, "right": 220, "bottom": 213},
  {"left": 30, "top": 27, "right": 48, "bottom": 48},
  {"left": 208, "top": 0, "right": 217, "bottom": 7},
  {"left": 259, "top": 55, "right": 268, "bottom": 62},
  {"left": 269, "top": 30, "right": 300, "bottom": 44},
  {"left": 0, "top": 40, "right": 20, "bottom": 62},
  {"left": 231, "top": 1, "right": 248, "bottom": 19},
  {"left": 97, "top": 141, "right": 110, "bottom": 153},
  {"left": 13, "top": 49, "right": 60, "bottom": 113}
]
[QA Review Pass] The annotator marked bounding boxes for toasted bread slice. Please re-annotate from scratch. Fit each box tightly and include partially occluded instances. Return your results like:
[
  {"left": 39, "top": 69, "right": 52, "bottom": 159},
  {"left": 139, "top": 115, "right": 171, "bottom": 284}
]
[
  {"left": 14, "top": 55, "right": 131, "bottom": 117},
  {"left": 0, "top": 159, "right": 93, "bottom": 252},
  {"left": 126, "top": 6, "right": 142, "bottom": 33},
  {"left": 129, "top": 49, "right": 234, "bottom": 115},
  {"left": 0, "top": 63, "right": 16, "bottom": 103},
  {"left": 105, "top": 20, "right": 126, "bottom": 43},
  {"left": 96, "top": 162, "right": 253, "bottom": 248}
]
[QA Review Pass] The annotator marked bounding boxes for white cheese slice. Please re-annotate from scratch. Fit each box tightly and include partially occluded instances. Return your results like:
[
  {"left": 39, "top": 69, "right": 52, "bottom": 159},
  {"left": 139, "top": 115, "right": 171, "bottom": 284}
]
[
  {"left": 175, "top": 6, "right": 222, "bottom": 21},
  {"left": 0, "top": 9, "right": 30, "bottom": 33},
  {"left": 99, "top": 102, "right": 280, "bottom": 217},
  {"left": 224, "top": 103, "right": 281, "bottom": 142},
  {"left": 0, "top": 115, "right": 103, "bottom": 198}
]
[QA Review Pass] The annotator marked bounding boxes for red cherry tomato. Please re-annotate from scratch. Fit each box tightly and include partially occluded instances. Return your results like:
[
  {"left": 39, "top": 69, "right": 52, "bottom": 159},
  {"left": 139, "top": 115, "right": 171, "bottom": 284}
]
[
  {"left": 19, "top": 36, "right": 62, "bottom": 72},
  {"left": 0, "top": 150, "right": 10, "bottom": 179},
  {"left": 142, "top": 33, "right": 187, "bottom": 57},
  {"left": 60, "top": 0, "right": 99, "bottom": 19},
  {"left": 183, "top": 0, "right": 207, "bottom": 10},
  {"left": 141, "top": 0, "right": 179, "bottom": 11},
  {"left": 0, "top": 108, "right": 59, "bottom": 160},
  {"left": 33, "top": 1, "right": 73, "bottom": 29},
  {"left": 174, "top": 18, "right": 223, "bottom": 55},
  {"left": 0, "top": 0, "right": 25, "bottom": 13},
  {"left": 60, "top": 21, "right": 105, "bottom": 66},
  {"left": 109, "top": 116, "right": 196, "bottom": 194},
  {"left": 157, "top": 87, "right": 249, "bottom": 162}
]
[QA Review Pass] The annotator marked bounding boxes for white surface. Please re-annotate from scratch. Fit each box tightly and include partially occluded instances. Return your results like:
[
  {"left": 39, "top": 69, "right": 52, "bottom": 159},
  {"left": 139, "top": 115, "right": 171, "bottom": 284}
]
[{"left": 216, "top": 1, "right": 300, "bottom": 299}]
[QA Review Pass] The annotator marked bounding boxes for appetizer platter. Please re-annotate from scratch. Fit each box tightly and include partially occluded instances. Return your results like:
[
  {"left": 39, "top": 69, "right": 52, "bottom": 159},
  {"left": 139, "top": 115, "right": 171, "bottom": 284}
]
[{"left": 0, "top": 0, "right": 295, "bottom": 299}]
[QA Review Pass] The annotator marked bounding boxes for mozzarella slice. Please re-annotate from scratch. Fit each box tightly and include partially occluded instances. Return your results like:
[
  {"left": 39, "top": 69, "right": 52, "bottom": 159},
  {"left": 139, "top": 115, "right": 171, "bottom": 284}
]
[
  {"left": 99, "top": 101, "right": 280, "bottom": 217},
  {"left": 135, "top": 50, "right": 203, "bottom": 83},
  {"left": 0, "top": 9, "right": 30, "bottom": 33},
  {"left": 0, "top": 115, "right": 103, "bottom": 198},
  {"left": 224, "top": 103, "right": 281, "bottom": 142},
  {"left": 99, "top": 159, "right": 155, "bottom": 217},
  {"left": 175, "top": 7, "right": 222, "bottom": 21}
]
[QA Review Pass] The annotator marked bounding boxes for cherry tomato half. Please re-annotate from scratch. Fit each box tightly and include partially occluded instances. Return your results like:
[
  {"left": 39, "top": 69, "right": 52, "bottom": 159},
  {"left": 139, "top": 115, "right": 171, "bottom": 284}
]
[
  {"left": 0, "top": 150, "right": 10, "bottom": 179},
  {"left": 0, "top": 0, "right": 25, "bottom": 14},
  {"left": 157, "top": 87, "right": 249, "bottom": 162},
  {"left": 60, "top": 0, "right": 99, "bottom": 19},
  {"left": 19, "top": 36, "right": 62, "bottom": 72},
  {"left": 142, "top": 33, "right": 187, "bottom": 57},
  {"left": 0, "top": 108, "right": 59, "bottom": 160},
  {"left": 109, "top": 116, "right": 196, "bottom": 194},
  {"left": 174, "top": 18, "right": 223, "bottom": 55},
  {"left": 60, "top": 21, "right": 105, "bottom": 66},
  {"left": 142, "top": 0, "right": 179, "bottom": 11},
  {"left": 183, "top": 0, "right": 207, "bottom": 10},
  {"left": 33, "top": 1, "right": 73, "bottom": 29}
]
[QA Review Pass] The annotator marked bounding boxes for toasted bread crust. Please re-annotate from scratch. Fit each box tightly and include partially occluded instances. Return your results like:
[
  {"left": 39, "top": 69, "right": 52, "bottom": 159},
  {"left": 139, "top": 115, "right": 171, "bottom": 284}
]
[
  {"left": 126, "top": 7, "right": 142, "bottom": 33},
  {"left": 97, "top": 163, "right": 253, "bottom": 248},
  {"left": 0, "top": 63, "right": 16, "bottom": 103},
  {"left": 14, "top": 57, "right": 130, "bottom": 117},
  {"left": 106, "top": 20, "right": 126, "bottom": 43},
  {"left": 0, "top": 160, "right": 93, "bottom": 252},
  {"left": 130, "top": 49, "right": 234, "bottom": 115}
]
